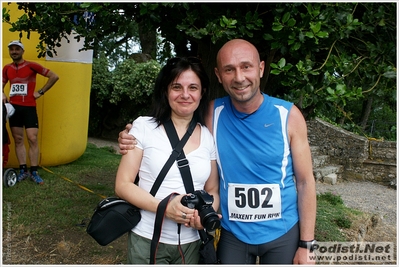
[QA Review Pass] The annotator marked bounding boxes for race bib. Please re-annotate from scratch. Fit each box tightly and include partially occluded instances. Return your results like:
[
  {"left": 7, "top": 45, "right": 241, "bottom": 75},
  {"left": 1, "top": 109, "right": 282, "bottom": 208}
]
[
  {"left": 228, "top": 183, "right": 282, "bottom": 222},
  {"left": 10, "top": 83, "right": 28, "bottom": 96}
]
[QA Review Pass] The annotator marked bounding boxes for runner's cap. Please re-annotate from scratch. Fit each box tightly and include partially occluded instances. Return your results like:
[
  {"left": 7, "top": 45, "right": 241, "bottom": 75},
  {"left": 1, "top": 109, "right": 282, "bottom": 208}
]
[{"left": 8, "top": 40, "right": 24, "bottom": 50}]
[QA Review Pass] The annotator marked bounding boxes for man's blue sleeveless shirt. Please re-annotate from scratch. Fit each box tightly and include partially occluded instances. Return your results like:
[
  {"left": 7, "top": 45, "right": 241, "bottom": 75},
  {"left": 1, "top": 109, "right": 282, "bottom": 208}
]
[{"left": 213, "top": 93, "right": 299, "bottom": 244}]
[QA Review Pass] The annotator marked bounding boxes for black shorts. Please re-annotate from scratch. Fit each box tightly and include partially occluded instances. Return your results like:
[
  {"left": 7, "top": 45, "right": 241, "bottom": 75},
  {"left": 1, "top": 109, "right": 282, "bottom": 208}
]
[
  {"left": 217, "top": 222, "right": 299, "bottom": 264},
  {"left": 8, "top": 104, "right": 39, "bottom": 129}
]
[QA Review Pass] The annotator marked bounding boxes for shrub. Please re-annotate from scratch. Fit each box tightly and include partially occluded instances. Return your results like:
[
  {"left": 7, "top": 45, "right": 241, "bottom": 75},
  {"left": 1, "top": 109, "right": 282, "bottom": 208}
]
[{"left": 89, "top": 56, "right": 161, "bottom": 137}]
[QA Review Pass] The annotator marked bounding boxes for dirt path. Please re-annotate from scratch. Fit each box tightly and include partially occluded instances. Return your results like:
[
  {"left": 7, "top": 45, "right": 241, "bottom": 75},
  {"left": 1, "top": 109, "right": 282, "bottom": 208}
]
[
  {"left": 88, "top": 137, "right": 120, "bottom": 153},
  {"left": 316, "top": 180, "right": 397, "bottom": 227},
  {"left": 316, "top": 180, "right": 397, "bottom": 264}
]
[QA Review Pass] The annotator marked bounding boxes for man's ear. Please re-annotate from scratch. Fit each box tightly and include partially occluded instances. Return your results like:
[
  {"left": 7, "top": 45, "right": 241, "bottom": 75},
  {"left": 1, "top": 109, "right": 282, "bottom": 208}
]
[
  {"left": 259, "top": 61, "right": 265, "bottom": 78},
  {"left": 214, "top": 67, "right": 222, "bottom": 83}
]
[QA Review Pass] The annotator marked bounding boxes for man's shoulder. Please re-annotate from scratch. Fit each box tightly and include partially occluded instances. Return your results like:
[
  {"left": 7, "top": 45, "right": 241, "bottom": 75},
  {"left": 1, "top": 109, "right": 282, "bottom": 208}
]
[
  {"left": 3, "top": 63, "right": 13, "bottom": 69},
  {"left": 264, "top": 93, "right": 293, "bottom": 107},
  {"left": 2, "top": 63, "right": 15, "bottom": 76},
  {"left": 213, "top": 95, "right": 230, "bottom": 105}
]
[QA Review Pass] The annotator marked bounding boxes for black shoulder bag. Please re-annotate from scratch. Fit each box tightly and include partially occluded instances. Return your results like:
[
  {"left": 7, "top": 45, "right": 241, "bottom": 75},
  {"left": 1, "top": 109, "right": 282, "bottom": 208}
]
[
  {"left": 86, "top": 118, "right": 196, "bottom": 246},
  {"left": 151, "top": 119, "right": 219, "bottom": 264}
]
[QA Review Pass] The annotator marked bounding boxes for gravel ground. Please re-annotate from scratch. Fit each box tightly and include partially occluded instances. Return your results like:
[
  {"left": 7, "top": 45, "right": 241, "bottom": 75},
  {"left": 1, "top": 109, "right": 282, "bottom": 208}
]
[{"left": 316, "top": 180, "right": 397, "bottom": 226}]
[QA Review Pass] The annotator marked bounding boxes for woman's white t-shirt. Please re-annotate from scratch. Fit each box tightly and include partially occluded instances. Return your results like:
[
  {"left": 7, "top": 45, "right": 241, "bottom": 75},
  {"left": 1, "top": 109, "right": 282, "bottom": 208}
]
[{"left": 129, "top": 116, "right": 216, "bottom": 245}]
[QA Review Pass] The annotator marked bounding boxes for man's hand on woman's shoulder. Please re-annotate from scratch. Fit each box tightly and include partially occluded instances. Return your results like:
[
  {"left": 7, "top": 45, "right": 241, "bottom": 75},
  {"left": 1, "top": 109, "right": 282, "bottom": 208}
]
[{"left": 118, "top": 123, "right": 136, "bottom": 155}]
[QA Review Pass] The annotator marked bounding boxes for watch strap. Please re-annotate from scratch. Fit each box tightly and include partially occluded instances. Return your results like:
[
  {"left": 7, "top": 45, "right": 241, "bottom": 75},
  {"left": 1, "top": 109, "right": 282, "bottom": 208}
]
[{"left": 298, "top": 240, "right": 317, "bottom": 251}]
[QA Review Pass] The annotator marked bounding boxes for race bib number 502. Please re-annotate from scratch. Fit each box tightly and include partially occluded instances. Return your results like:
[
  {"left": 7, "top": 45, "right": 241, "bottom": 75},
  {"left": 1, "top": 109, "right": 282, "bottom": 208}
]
[
  {"left": 228, "top": 183, "right": 282, "bottom": 222},
  {"left": 10, "top": 83, "right": 28, "bottom": 96}
]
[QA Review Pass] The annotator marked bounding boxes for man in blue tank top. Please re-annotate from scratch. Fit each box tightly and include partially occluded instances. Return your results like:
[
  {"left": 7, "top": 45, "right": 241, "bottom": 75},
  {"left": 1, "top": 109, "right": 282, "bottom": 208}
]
[
  {"left": 205, "top": 39, "right": 316, "bottom": 264},
  {"left": 119, "top": 39, "right": 316, "bottom": 265}
]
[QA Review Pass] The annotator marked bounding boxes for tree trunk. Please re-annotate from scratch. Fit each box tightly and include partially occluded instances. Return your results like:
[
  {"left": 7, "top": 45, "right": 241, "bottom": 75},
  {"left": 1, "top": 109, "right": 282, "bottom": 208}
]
[
  {"left": 261, "top": 48, "right": 276, "bottom": 93},
  {"left": 196, "top": 38, "right": 226, "bottom": 100},
  {"left": 360, "top": 97, "right": 373, "bottom": 130},
  {"left": 138, "top": 20, "right": 157, "bottom": 59}
]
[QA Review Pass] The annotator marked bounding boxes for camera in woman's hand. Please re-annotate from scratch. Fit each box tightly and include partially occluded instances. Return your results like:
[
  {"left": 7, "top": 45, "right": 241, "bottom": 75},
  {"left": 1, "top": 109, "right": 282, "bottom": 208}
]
[{"left": 181, "top": 190, "right": 220, "bottom": 231}]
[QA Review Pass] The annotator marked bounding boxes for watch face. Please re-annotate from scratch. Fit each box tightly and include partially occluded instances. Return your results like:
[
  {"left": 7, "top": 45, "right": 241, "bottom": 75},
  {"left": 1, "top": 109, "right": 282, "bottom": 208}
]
[
  {"left": 299, "top": 240, "right": 317, "bottom": 251},
  {"left": 310, "top": 241, "right": 317, "bottom": 252},
  {"left": 310, "top": 244, "right": 316, "bottom": 251}
]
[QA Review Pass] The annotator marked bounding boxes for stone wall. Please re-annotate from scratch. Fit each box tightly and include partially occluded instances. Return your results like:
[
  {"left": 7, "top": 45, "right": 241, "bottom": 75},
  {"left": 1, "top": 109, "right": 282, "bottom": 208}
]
[{"left": 307, "top": 118, "right": 396, "bottom": 187}]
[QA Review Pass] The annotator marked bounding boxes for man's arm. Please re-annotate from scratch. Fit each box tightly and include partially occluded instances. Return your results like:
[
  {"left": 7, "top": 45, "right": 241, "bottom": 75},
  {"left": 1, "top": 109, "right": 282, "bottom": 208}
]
[
  {"left": 288, "top": 105, "right": 316, "bottom": 265},
  {"left": 3, "top": 66, "right": 9, "bottom": 103},
  {"left": 34, "top": 70, "right": 59, "bottom": 99},
  {"left": 2, "top": 82, "right": 7, "bottom": 103},
  {"left": 118, "top": 99, "right": 215, "bottom": 154}
]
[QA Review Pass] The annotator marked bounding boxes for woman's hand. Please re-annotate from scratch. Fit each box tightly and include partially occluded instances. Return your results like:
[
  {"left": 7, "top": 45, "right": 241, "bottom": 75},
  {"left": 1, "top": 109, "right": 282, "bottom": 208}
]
[
  {"left": 165, "top": 194, "right": 195, "bottom": 225},
  {"left": 187, "top": 209, "right": 204, "bottom": 230},
  {"left": 188, "top": 212, "right": 223, "bottom": 230}
]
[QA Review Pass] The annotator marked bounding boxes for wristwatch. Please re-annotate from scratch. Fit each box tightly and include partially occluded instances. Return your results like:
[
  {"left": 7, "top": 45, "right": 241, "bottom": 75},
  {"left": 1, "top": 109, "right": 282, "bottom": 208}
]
[
  {"left": 298, "top": 239, "right": 317, "bottom": 252},
  {"left": 38, "top": 89, "right": 45, "bottom": 95}
]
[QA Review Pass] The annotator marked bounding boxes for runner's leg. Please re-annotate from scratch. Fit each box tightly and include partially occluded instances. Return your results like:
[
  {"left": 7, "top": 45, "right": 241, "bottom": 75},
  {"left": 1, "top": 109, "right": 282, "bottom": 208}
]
[
  {"left": 217, "top": 228, "right": 257, "bottom": 264},
  {"left": 258, "top": 222, "right": 299, "bottom": 264},
  {"left": 10, "top": 126, "right": 26, "bottom": 165}
]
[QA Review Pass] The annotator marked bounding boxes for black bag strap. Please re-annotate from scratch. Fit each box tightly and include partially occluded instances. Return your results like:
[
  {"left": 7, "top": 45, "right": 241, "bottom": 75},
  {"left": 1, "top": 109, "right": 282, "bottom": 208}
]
[
  {"left": 165, "top": 121, "right": 216, "bottom": 249},
  {"left": 149, "top": 118, "right": 196, "bottom": 196},
  {"left": 163, "top": 118, "right": 196, "bottom": 193},
  {"left": 163, "top": 120, "right": 210, "bottom": 244},
  {"left": 149, "top": 118, "right": 196, "bottom": 264}
]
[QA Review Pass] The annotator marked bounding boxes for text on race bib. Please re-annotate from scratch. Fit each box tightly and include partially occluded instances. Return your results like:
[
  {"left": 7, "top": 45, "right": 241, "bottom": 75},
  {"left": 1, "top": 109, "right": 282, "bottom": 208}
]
[
  {"left": 10, "top": 83, "right": 28, "bottom": 96},
  {"left": 228, "top": 183, "right": 282, "bottom": 222}
]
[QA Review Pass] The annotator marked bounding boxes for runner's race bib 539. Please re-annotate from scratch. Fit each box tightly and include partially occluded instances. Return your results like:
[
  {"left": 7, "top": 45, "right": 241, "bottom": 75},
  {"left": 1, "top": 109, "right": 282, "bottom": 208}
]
[{"left": 9, "top": 83, "right": 28, "bottom": 96}]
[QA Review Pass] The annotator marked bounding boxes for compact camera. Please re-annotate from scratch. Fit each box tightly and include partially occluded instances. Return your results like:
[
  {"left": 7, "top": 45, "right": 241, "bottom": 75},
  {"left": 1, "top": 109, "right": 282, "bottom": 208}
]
[{"left": 181, "top": 190, "right": 220, "bottom": 231}]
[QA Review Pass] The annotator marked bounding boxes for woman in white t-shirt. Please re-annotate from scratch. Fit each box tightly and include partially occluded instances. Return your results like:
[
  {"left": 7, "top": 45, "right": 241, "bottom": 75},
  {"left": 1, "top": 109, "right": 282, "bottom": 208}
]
[{"left": 115, "top": 57, "right": 219, "bottom": 264}]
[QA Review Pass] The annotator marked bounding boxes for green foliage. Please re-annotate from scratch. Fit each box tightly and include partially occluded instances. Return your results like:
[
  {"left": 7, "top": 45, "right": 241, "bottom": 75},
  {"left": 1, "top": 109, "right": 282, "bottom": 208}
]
[
  {"left": 110, "top": 59, "right": 160, "bottom": 105},
  {"left": 2, "top": 3, "right": 140, "bottom": 58},
  {"left": 317, "top": 87, "right": 396, "bottom": 141},
  {"left": 175, "top": 5, "right": 263, "bottom": 43},
  {"left": 267, "top": 3, "right": 395, "bottom": 118},
  {"left": 90, "top": 53, "right": 113, "bottom": 108},
  {"left": 366, "top": 105, "right": 397, "bottom": 140},
  {"left": 3, "top": 3, "right": 396, "bottom": 140},
  {"left": 88, "top": 56, "right": 160, "bottom": 136}
]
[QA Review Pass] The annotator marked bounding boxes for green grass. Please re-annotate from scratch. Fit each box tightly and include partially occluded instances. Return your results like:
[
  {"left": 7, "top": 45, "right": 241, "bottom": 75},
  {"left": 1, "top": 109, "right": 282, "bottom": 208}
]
[
  {"left": 2, "top": 144, "right": 121, "bottom": 236},
  {"left": 2, "top": 143, "right": 366, "bottom": 262},
  {"left": 315, "top": 192, "right": 362, "bottom": 242}
]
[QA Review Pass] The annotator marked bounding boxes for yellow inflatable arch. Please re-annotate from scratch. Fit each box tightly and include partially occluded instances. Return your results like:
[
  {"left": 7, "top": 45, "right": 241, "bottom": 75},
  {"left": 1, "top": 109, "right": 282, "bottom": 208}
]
[{"left": 2, "top": 3, "right": 93, "bottom": 168}]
